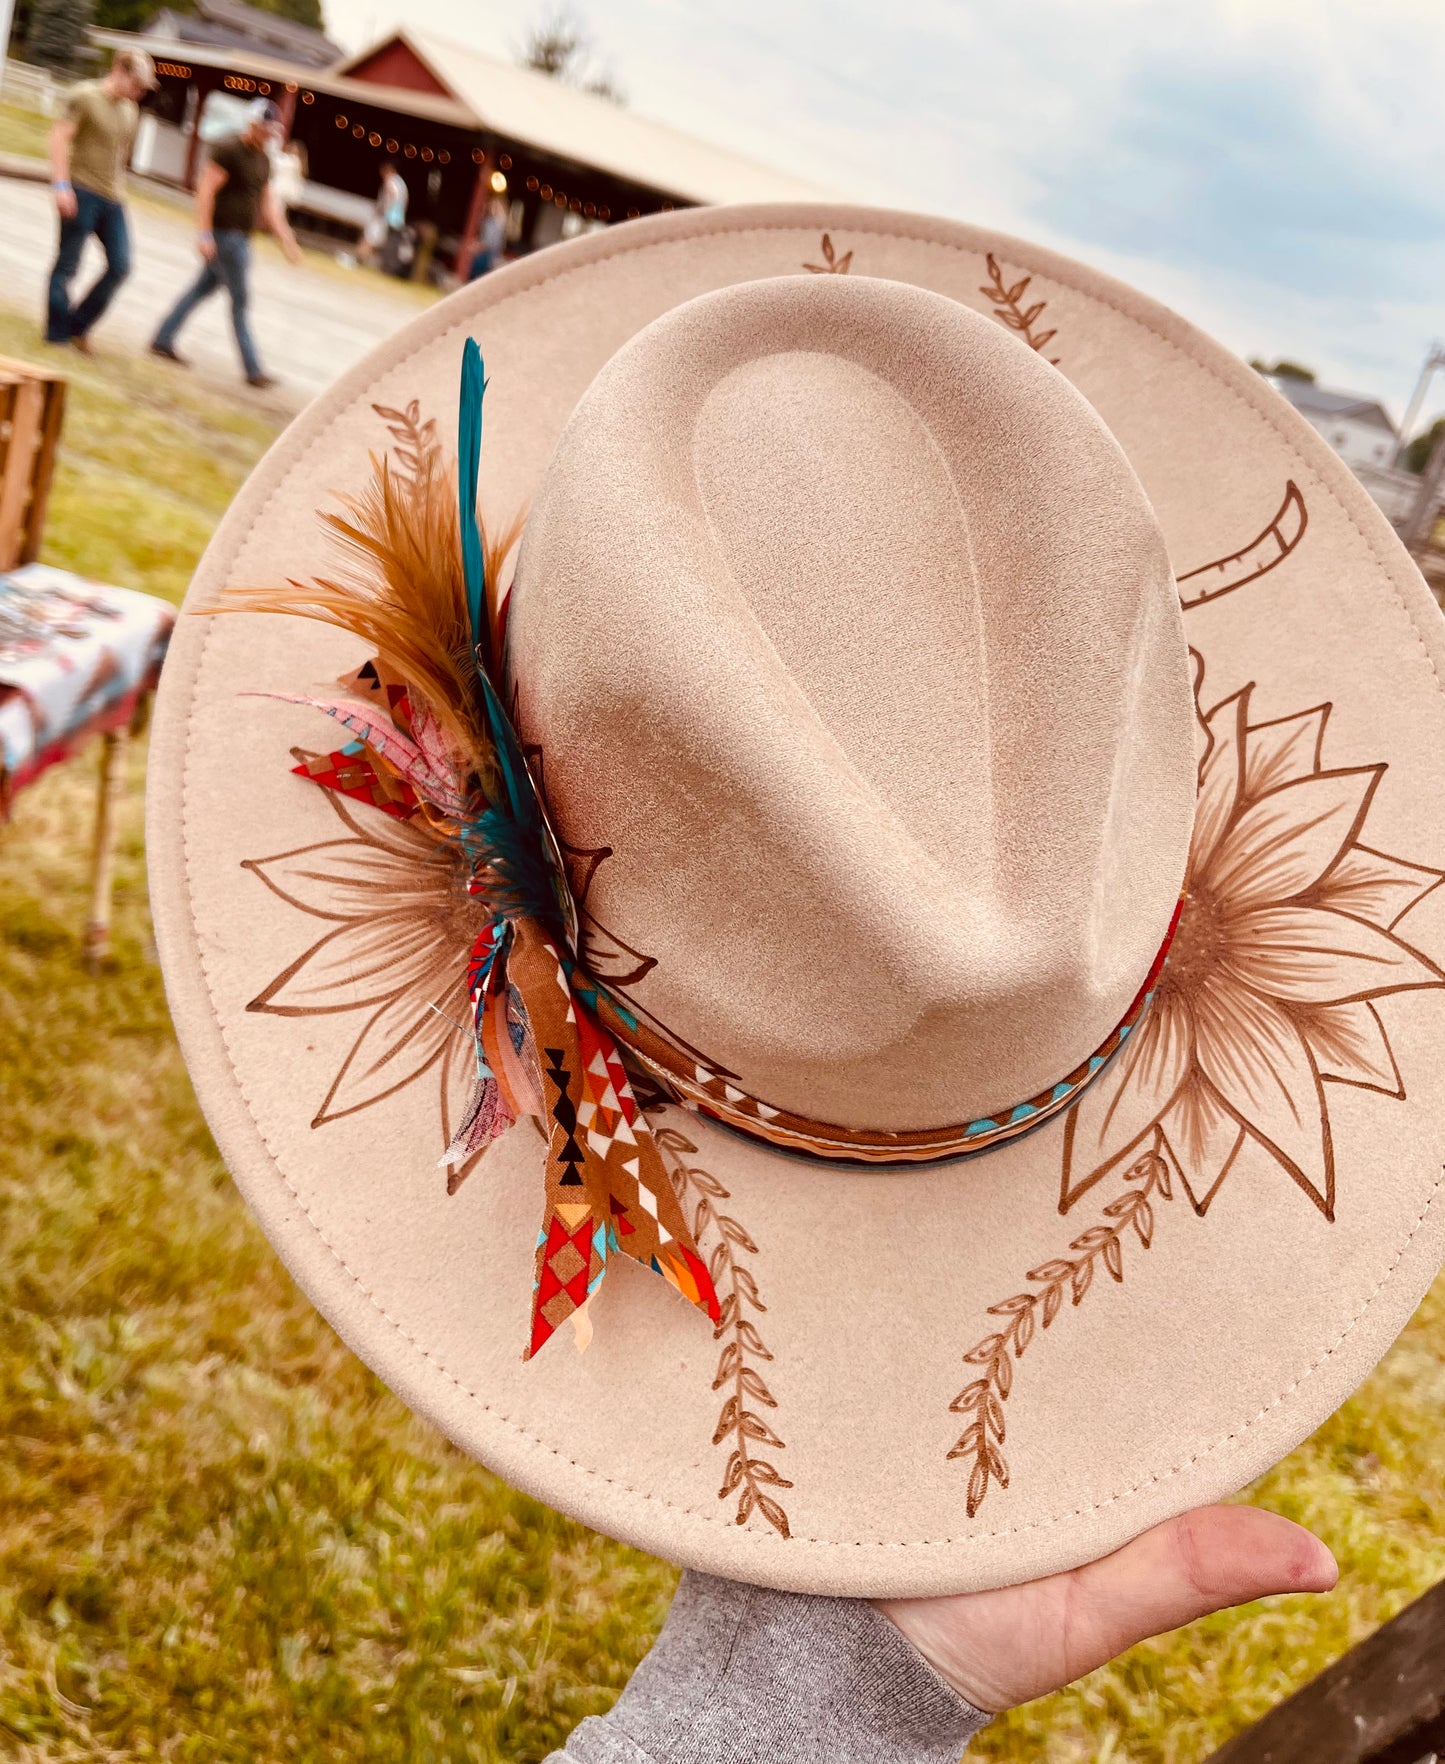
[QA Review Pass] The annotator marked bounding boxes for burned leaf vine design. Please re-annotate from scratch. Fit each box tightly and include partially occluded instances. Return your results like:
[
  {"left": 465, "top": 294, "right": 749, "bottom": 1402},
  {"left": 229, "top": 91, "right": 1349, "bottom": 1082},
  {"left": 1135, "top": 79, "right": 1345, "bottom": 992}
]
[
  {"left": 948, "top": 1140, "right": 1173, "bottom": 1516},
  {"left": 803, "top": 232, "right": 852, "bottom": 274},
  {"left": 371, "top": 398, "right": 441, "bottom": 486},
  {"left": 655, "top": 1122, "right": 792, "bottom": 1538},
  {"left": 979, "top": 251, "right": 1060, "bottom": 364}
]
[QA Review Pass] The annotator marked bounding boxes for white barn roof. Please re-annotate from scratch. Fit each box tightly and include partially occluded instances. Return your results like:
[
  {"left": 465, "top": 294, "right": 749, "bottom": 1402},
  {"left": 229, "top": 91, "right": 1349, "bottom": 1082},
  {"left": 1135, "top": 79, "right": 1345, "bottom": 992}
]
[{"left": 333, "top": 27, "right": 837, "bottom": 206}]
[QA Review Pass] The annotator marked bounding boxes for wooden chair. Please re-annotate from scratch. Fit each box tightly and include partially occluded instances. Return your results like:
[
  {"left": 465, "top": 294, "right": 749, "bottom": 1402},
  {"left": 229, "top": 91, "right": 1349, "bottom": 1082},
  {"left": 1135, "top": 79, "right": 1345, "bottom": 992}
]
[
  {"left": 0, "top": 355, "right": 66, "bottom": 573},
  {"left": 1206, "top": 1578, "right": 1445, "bottom": 1764}
]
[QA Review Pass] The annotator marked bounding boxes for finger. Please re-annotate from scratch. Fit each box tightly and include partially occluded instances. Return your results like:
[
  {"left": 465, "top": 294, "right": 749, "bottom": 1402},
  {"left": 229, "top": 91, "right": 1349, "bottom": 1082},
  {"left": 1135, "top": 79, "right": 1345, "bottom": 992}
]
[{"left": 1061, "top": 1505, "right": 1337, "bottom": 1680}]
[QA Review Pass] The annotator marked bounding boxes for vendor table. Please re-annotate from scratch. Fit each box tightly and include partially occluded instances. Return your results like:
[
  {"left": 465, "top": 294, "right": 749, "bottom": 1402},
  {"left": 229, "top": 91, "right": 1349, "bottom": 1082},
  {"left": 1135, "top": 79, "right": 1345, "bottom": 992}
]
[{"left": 0, "top": 563, "right": 174, "bottom": 964}]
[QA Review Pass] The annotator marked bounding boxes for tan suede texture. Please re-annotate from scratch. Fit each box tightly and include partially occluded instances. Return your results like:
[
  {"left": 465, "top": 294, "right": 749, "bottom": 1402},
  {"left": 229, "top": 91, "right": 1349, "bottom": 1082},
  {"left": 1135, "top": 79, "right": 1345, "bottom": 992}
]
[
  {"left": 148, "top": 205, "right": 1445, "bottom": 1597},
  {"left": 511, "top": 276, "right": 1195, "bottom": 1128}
]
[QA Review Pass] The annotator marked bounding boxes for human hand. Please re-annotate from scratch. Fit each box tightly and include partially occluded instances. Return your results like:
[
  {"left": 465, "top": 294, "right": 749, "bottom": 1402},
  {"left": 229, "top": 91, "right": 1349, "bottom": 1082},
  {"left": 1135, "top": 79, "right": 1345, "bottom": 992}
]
[
  {"left": 55, "top": 186, "right": 77, "bottom": 220},
  {"left": 198, "top": 232, "right": 218, "bottom": 262},
  {"left": 283, "top": 234, "right": 304, "bottom": 267},
  {"left": 877, "top": 1505, "right": 1337, "bottom": 1713}
]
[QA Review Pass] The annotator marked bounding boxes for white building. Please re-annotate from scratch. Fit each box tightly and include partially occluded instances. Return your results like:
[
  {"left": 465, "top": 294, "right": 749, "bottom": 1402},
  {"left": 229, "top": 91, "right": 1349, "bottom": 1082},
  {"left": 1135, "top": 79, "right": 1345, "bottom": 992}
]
[{"left": 1266, "top": 375, "right": 1398, "bottom": 471}]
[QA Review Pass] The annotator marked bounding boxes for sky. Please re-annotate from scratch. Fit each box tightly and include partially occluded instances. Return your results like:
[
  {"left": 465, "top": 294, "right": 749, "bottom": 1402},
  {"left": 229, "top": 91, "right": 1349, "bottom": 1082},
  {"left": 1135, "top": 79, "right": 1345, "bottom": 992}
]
[{"left": 323, "top": 0, "right": 1445, "bottom": 434}]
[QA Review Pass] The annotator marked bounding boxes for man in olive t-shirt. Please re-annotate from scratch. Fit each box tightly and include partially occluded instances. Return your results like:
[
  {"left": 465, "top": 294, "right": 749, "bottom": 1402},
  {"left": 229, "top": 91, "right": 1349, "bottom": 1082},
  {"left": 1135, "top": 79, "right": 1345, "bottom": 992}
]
[
  {"left": 150, "top": 98, "right": 302, "bottom": 389},
  {"left": 45, "top": 49, "right": 156, "bottom": 351}
]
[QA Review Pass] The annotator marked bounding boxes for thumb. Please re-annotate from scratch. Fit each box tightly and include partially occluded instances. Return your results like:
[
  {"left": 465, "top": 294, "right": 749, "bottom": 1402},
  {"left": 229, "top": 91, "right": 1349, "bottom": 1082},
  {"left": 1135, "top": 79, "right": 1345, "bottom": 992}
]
[
  {"left": 880, "top": 1505, "right": 1336, "bottom": 1713},
  {"left": 1062, "top": 1505, "right": 1338, "bottom": 1678}
]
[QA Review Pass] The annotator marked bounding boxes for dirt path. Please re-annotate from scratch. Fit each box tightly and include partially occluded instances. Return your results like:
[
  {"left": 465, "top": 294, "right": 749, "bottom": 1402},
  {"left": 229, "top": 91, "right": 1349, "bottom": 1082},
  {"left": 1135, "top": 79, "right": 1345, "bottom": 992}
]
[{"left": 0, "top": 175, "right": 436, "bottom": 414}]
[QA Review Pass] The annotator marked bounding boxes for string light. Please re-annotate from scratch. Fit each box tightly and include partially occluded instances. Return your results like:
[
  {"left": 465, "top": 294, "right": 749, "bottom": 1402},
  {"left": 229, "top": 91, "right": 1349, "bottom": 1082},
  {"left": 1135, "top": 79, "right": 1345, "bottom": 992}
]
[{"left": 208, "top": 85, "right": 655, "bottom": 229}]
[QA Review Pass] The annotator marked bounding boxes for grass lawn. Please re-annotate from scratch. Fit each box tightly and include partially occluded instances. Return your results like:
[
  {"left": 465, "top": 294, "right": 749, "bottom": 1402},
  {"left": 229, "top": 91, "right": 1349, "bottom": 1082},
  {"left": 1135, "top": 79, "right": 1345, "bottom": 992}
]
[
  {"left": 0, "top": 100, "right": 49, "bottom": 160},
  {"left": 0, "top": 305, "right": 1443, "bottom": 1762}
]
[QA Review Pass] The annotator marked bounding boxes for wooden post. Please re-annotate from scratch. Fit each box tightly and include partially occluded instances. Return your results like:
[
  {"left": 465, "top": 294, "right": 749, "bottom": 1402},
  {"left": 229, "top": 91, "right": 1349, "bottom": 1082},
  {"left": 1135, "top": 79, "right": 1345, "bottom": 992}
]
[
  {"left": 182, "top": 72, "right": 217, "bottom": 191},
  {"left": 1401, "top": 425, "right": 1445, "bottom": 554},
  {"left": 455, "top": 156, "right": 489, "bottom": 278},
  {"left": 0, "top": 358, "right": 66, "bottom": 571},
  {"left": 411, "top": 219, "right": 437, "bottom": 283},
  {"left": 1204, "top": 1577, "right": 1445, "bottom": 1764},
  {"left": 0, "top": 378, "right": 44, "bottom": 571},
  {"left": 84, "top": 725, "right": 128, "bottom": 969}
]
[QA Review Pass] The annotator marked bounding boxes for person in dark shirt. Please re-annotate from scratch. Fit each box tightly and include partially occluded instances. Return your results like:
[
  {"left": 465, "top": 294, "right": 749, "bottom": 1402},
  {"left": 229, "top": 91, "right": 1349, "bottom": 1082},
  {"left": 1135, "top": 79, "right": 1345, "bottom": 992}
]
[{"left": 149, "top": 98, "right": 301, "bottom": 388}]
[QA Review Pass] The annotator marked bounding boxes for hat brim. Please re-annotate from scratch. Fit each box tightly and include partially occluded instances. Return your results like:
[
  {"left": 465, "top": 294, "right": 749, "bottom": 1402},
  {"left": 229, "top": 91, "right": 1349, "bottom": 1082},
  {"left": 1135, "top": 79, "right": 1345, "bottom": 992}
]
[{"left": 148, "top": 204, "right": 1445, "bottom": 1597}]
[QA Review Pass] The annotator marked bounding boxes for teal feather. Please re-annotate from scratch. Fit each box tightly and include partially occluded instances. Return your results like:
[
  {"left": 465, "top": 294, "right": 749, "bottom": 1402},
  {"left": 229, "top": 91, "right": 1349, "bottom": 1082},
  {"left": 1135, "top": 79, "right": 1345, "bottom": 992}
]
[
  {"left": 458, "top": 337, "right": 487, "bottom": 661},
  {"left": 452, "top": 343, "right": 567, "bottom": 942}
]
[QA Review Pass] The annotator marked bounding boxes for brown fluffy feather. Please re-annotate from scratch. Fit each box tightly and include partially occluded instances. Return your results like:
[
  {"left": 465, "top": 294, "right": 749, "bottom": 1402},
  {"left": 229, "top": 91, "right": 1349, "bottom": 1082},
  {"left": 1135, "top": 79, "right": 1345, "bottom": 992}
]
[{"left": 216, "top": 421, "right": 525, "bottom": 793}]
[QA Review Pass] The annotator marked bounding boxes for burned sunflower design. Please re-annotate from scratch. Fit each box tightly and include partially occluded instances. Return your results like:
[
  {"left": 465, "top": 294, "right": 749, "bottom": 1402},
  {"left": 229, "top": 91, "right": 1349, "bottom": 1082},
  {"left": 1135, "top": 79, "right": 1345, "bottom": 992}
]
[
  {"left": 1063, "top": 649, "right": 1445, "bottom": 1218},
  {"left": 949, "top": 649, "right": 1445, "bottom": 1516},
  {"left": 243, "top": 770, "right": 488, "bottom": 1186}
]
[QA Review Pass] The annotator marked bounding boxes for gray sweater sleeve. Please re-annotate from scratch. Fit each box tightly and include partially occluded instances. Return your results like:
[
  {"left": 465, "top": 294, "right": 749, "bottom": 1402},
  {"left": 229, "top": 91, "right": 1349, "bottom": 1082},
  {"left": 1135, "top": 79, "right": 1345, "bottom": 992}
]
[{"left": 547, "top": 1571, "right": 991, "bottom": 1764}]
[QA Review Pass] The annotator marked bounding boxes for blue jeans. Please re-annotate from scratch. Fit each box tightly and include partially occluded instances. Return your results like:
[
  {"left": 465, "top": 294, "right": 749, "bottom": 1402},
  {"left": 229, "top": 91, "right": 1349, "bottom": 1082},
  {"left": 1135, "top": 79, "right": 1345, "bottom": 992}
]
[
  {"left": 152, "top": 229, "right": 262, "bottom": 379},
  {"left": 46, "top": 186, "right": 131, "bottom": 342}
]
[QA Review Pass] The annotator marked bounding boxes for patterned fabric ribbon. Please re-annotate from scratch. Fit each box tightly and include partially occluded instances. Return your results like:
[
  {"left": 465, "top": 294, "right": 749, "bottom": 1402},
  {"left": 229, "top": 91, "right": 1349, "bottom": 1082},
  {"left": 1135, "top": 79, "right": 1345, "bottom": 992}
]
[{"left": 588, "top": 899, "right": 1184, "bottom": 1164}]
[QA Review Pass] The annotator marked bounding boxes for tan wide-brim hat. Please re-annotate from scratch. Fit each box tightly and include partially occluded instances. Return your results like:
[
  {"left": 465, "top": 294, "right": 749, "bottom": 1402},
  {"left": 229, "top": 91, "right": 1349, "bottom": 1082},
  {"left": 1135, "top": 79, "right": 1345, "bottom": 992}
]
[{"left": 149, "top": 203, "right": 1445, "bottom": 1598}]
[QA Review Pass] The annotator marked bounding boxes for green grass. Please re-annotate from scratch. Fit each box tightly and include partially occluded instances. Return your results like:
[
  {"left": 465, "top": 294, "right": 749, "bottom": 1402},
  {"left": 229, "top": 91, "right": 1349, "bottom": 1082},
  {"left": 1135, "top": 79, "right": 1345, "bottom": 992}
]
[
  {"left": 1, "top": 310, "right": 1443, "bottom": 1761},
  {"left": 0, "top": 309, "right": 276, "bottom": 603},
  {"left": 0, "top": 100, "right": 49, "bottom": 161}
]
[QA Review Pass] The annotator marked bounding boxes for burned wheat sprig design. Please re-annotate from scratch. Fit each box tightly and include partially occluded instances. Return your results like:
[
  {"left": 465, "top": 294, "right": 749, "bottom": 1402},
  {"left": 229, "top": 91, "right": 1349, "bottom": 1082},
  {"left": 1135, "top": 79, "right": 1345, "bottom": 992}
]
[
  {"left": 803, "top": 232, "right": 853, "bottom": 275},
  {"left": 979, "top": 251, "right": 1061, "bottom": 364},
  {"left": 656, "top": 1124, "right": 792, "bottom": 1537},
  {"left": 947, "top": 1137, "right": 1172, "bottom": 1516},
  {"left": 371, "top": 398, "right": 442, "bottom": 487}
]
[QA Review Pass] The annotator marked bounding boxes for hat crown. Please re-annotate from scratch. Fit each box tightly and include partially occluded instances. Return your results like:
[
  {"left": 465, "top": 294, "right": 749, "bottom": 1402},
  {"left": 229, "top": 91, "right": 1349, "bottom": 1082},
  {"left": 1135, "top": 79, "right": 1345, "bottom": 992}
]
[{"left": 508, "top": 274, "right": 1196, "bottom": 1132}]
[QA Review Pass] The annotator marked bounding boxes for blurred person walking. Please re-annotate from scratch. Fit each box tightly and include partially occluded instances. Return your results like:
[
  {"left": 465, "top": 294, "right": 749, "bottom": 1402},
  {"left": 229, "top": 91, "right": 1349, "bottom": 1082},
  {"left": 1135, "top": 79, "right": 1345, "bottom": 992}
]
[
  {"left": 377, "top": 162, "right": 409, "bottom": 274},
  {"left": 467, "top": 196, "right": 509, "bottom": 280},
  {"left": 44, "top": 48, "right": 157, "bottom": 354},
  {"left": 149, "top": 99, "right": 302, "bottom": 389}
]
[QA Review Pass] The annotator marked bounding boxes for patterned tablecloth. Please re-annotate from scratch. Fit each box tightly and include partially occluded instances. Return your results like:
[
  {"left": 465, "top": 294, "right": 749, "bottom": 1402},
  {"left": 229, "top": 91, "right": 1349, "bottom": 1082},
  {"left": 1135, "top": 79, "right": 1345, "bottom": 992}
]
[{"left": 0, "top": 563, "right": 175, "bottom": 809}]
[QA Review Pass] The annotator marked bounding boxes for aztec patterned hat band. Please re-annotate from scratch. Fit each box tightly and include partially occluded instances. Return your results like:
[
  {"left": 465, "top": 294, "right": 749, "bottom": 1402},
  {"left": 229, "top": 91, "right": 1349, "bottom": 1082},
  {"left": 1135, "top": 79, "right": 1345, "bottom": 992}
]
[{"left": 221, "top": 335, "right": 1191, "bottom": 1357}]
